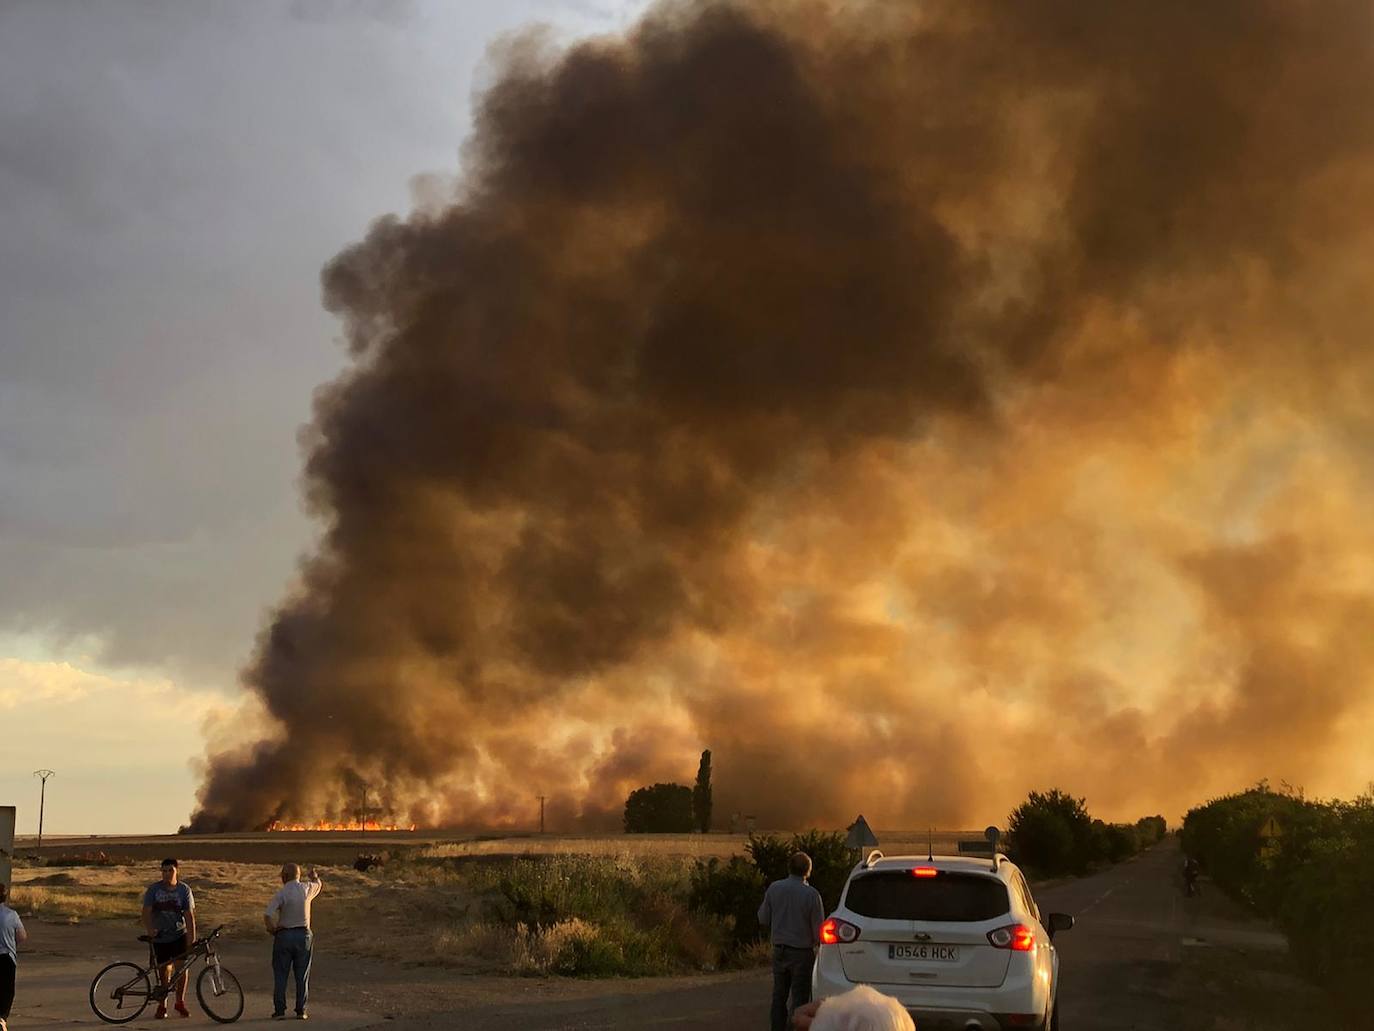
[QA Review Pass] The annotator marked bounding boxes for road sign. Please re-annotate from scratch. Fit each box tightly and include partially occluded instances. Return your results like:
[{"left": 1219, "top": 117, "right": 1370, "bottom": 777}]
[
  {"left": 1259, "top": 817, "right": 1283, "bottom": 839},
  {"left": 845, "top": 815, "right": 879, "bottom": 849}
]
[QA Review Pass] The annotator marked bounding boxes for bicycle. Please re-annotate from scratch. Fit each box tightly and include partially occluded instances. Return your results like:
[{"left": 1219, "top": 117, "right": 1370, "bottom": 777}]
[{"left": 89, "top": 924, "right": 244, "bottom": 1024}]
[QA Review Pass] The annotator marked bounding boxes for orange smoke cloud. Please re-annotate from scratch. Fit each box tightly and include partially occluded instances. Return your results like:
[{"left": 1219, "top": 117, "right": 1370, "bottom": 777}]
[{"left": 189, "top": 0, "right": 1374, "bottom": 833}]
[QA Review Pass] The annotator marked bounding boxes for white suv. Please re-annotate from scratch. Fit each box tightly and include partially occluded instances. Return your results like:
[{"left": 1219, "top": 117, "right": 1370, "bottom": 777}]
[{"left": 812, "top": 852, "right": 1074, "bottom": 1031}]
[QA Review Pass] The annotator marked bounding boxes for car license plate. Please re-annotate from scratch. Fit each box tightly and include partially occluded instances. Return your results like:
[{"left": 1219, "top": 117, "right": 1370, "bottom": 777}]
[{"left": 889, "top": 943, "right": 959, "bottom": 962}]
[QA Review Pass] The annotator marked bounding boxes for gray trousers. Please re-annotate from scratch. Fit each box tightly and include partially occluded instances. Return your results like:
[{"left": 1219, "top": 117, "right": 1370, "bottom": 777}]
[{"left": 770, "top": 944, "right": 814, "bottom": 1031}]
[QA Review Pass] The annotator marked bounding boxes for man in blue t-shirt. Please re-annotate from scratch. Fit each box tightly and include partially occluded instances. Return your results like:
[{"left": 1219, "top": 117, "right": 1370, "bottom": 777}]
[{"left": 141, "top": 858, "right": 196, "bottom": 1019}]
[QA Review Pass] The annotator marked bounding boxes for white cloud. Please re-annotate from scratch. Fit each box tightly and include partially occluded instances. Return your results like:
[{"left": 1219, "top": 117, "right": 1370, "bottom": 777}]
[{"left": 0, "top": 655, "right": 176, "bottom": 709}]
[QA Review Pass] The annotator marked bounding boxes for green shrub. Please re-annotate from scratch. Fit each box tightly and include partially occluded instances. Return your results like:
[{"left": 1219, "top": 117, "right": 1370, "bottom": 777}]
[
  {"left": 689, "top": 855, "right": 765, "bottom": 947},
  {"left": 692, "top": 828, "right": 853, "bottom": 954},
  {"left": 745, "top": 834, "right": 791, "bottom": 883},
  {"left": 790, "top": 829, "right": 851, "bottom": 912},
  {"left": 1135, "top": 815, "right": 1167, "bottom": 846},
  {"left": 1102, "top": 823, "right": 1140, "bottom": 863},
  {"left": 403, "top": 853, "right": 728, "bottom": 977},
  {"left": 1006, "top": 790, "right": 1160, "bottom": 875},
  {"left": 745, "top": 830, "right": 851, "bottom": 911},
  {"left": 1007, "top": 789, "right": 1093, "bottom": 875}
]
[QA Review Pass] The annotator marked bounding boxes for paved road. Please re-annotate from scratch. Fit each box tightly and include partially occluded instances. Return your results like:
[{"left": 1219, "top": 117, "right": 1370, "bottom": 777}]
[{"left": 1039, "top": 840, "right": 1284, "bottom": 1030}]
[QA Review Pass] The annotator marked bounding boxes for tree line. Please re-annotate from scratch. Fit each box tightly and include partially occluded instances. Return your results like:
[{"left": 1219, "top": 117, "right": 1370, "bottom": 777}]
[{"left": 1181, "top": 782, "right": 1374, "bottom": 1010}]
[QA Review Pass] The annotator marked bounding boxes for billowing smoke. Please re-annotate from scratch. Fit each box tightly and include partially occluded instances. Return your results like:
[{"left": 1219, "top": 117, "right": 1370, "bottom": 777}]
[{"left": 189, "top": 0, "right": 1374, "bottom": 833}]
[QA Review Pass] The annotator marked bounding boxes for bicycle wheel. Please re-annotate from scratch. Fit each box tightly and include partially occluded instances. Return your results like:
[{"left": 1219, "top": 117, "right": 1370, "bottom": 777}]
[
  {"left": 89, "top": 961, "right": 154, "bottom": 1024},
  {"left": 197, "top": 961, "right": 245, "bottom": 1023}
]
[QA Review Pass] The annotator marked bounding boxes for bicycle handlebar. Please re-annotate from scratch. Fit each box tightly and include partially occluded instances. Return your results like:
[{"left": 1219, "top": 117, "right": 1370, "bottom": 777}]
[{"left": 139, "top": 925, "right": 226, "bottom": 947}]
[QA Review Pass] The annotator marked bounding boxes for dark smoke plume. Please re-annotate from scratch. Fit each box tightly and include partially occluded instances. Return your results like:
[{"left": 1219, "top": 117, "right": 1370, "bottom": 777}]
[{"left": 190, "top": 0, "right": 1374, "bottom": 832}]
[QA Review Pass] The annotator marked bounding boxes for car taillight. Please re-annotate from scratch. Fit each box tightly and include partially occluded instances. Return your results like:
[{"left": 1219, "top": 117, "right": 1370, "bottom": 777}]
[
  {"left": 819, "top": 918, "right": 861, "bottom": 944},
  {"left": 911, "top": 867, "right": 939, "bottom": 878},
  {"left": 987, "top": 924, "right": 1035, "bottom": 951}
]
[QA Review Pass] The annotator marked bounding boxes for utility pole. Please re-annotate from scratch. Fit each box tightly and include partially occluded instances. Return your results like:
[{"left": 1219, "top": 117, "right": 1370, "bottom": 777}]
[
  {"left": 33, "top": 769, "right": 55, "bottom": 850},
  {"left": 538, "top": 795, "right": 546, "bottom": 835}
]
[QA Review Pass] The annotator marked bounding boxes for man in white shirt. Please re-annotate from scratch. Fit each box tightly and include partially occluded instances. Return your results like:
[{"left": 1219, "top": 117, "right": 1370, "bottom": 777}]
[
  {"left": 1, "top": 882, "right": 28, "bottom": 1031},
  {"left": 263, "top": 864, "right": 322, "bottom": 1020}
]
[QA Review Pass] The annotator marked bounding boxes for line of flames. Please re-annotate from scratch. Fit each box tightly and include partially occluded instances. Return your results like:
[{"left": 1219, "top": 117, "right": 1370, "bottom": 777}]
[{"left": 265, "top": 820, "right": 417, "bottom": 832}]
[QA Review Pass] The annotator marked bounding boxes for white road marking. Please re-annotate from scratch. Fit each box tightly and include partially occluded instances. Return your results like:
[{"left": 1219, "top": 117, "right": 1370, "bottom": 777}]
[{"left": 1082, "top": 886, "right": 1116, "bottom": 912}]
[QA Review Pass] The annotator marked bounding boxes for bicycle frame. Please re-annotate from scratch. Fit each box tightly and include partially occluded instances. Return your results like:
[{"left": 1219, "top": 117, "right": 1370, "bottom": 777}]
[
  {"left": 152, "top": 943, "right": 204, "bottom": 1000},
  {"left": 119, "top": 932, "right": 222, "bottom": 1005}
]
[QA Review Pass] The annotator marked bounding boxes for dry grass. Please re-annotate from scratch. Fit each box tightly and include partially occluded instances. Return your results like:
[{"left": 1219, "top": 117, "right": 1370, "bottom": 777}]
[
  {"left": 428, "top": 918, "right": 608, "bottom": 975},
  {"left": 417, "top": 834, "right": 747, "bottom": 861},
  {"left": 415, "top": 830, "right": 981, "bottom": 862},
  {"left": 9, "top": 884, "right": 132, "bottom": 922}
]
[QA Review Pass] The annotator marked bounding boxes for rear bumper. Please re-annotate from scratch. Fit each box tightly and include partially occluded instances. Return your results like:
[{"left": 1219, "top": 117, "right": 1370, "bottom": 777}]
[{"left": 813, "top": 944, "right": 1050, "bottom": 1031}]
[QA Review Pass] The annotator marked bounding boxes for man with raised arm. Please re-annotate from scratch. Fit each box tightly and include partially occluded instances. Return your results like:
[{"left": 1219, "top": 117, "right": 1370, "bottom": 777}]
[
  {"left": 264, "top": 863, "right": 323, "bottom": 1020},
  {"left": 141, "top": 858, "right": 196, "bottom": 1019}
]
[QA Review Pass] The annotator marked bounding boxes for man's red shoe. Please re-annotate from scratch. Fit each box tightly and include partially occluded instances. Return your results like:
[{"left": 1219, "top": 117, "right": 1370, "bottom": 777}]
[{"left": 175, "top": 1000, "right": 191, "bottom": 1018}]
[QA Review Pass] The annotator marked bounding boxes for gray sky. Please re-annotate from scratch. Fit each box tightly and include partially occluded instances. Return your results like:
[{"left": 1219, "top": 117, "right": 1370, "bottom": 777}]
[{"left": 0, "top": 0, "right": 646, "bottom": 833}]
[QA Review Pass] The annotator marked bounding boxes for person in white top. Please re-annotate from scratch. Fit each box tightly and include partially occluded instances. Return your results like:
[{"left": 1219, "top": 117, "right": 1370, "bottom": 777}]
[
  {"left": 263, "top": 864, "right": 322, "bottom": 1020},
  {"left": 1, "top": 882, "right": 29, "bottom": 1031},
  {"left": 790, "top": 986, "right": 915, "bottom": 1031}
]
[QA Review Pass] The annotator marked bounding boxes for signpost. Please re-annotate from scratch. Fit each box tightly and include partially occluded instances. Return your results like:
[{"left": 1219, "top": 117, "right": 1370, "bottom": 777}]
[
  {"left": 0, "top": 805, "right": 15, "bottom": 892},
  {"left": 845, "top": 815, "right": 880, "bottom": 862},
  {"left": 958, "top": 826, "right": 1003, "bottom": 855},
  {"left": 1259, "top": 816, "right": 1283, "bottom": 860}
]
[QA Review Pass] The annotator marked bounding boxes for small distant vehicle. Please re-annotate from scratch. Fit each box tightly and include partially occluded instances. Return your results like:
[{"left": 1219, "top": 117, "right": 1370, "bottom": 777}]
[{"left": 813, "top": 851, "right": 1073, "bottom": 1030}]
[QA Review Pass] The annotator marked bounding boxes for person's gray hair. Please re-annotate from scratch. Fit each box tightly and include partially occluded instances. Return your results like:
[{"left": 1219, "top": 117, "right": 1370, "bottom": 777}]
[
  {"left": 789, "top": 851, "right": 813, "bottom": 877},
  {"left": 281, "top": 862, "right": 301, "bottom": 883},
  {"left": 810, "top": 986, "right": 915, "bottom": 1031}
]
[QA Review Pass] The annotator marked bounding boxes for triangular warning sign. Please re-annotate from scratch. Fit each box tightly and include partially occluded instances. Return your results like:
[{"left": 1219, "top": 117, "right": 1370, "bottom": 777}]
[
  {"left": 845, "top": 814, "right": 880, "bottom": 848},
  {"left": 1259, "top": 816, "right": 1283, "bottom": 839}
]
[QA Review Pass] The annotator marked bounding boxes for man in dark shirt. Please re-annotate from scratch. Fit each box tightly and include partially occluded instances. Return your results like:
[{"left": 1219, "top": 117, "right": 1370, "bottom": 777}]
[
  {"left": 141, "top": 858, "right": 196, "bottom": 1019},
  {"left": 759, "top": 851, "right": 825, "bottom": 1031}
]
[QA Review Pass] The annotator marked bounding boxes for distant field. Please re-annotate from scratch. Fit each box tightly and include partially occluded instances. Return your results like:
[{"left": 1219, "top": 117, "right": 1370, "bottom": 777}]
[{"left": 17, "top": 828, "right": 987, "bottom": 867}]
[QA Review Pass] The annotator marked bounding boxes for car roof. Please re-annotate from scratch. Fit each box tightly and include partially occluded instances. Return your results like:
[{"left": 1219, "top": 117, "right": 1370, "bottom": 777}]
[{"left": 857, "top": 854, "right": 1015, "bottom": 880}]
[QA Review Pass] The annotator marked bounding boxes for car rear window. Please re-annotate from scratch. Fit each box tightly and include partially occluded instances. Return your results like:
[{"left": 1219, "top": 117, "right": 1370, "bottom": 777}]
[{"left": 844, "top": 871, "right": 1010, "bottom": 921}]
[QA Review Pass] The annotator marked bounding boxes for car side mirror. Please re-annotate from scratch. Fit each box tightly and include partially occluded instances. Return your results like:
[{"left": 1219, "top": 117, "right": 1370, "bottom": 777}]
[{"left": 1047, "top": 912, "right": 1074, "bottom": 940}]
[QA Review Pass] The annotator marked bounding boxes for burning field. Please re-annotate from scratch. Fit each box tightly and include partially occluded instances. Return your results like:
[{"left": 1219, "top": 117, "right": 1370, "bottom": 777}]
[{"left": 190, "top": 0, "right": 1374, "bottom": 834}]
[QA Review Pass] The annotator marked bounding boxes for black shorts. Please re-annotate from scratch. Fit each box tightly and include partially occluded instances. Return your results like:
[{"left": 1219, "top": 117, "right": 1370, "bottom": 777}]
[{"left": 153, "top": 935, "right": 189, "bottom": 964}]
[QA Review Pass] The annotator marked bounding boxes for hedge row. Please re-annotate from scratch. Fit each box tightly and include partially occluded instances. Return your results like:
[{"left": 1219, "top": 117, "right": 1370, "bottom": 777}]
[
  {"left": 1181, "top": 784, "right": 1374, "bottom": 1006},
  {"left": 1006, "top": 788, "right": 1167, "bottom": 876},
  {"left": 689, "top": 829, "right": 851, "bottom": 951}
]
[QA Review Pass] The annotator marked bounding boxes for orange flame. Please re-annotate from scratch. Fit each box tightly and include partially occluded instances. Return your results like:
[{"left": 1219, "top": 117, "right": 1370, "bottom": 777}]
[{"left": 265, "top": 820, "right": 417, "bottom": 832}]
